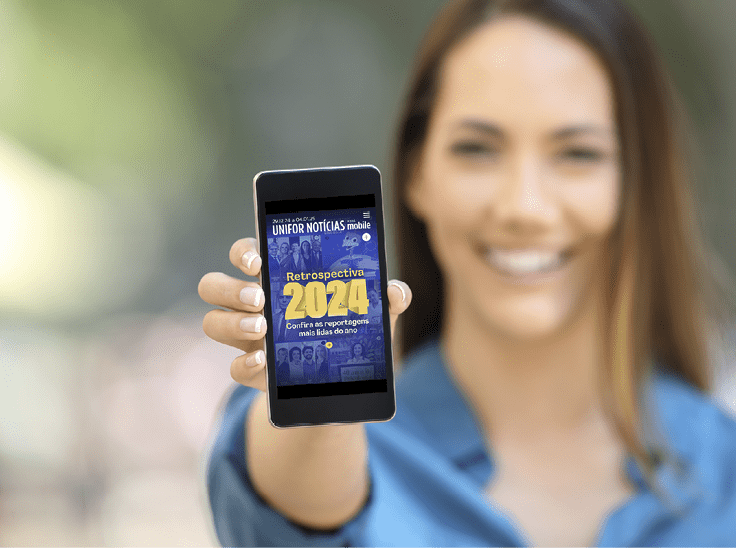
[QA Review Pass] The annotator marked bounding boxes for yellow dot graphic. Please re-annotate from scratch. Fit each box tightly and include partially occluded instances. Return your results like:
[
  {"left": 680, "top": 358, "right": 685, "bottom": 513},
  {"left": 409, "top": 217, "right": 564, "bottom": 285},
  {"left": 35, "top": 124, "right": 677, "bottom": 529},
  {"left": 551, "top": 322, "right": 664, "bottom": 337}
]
[{"left": 325, "top": 342, "right": 333, "bottom": 349}]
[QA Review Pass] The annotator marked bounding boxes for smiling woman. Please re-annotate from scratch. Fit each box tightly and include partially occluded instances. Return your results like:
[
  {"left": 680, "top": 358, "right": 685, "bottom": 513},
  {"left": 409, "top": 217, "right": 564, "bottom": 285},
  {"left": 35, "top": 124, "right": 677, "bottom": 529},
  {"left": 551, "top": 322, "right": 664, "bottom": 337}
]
[
  {"left": 203, "top": 0, "right": 736, "bottom": 546},
  {"left": 397, "top": 0, "right": 736, "bottom": 451},
  {"left": 408, "top": 16, "right": 621, "bottom": 337}
]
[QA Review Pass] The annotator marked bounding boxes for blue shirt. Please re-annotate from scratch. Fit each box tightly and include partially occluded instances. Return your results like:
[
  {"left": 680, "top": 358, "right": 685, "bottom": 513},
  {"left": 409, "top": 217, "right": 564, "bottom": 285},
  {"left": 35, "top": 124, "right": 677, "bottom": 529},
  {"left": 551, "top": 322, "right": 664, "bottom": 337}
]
[{"left": 206, "top": 340, "right": 736, "bottom": 546}]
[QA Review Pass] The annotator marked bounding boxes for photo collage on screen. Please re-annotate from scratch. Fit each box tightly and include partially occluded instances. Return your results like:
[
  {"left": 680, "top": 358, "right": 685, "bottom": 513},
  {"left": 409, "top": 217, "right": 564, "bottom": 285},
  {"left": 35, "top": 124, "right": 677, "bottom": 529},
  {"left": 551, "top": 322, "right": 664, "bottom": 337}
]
[{"left": 266, "top": 205, "right": 386, "bottom": 387}]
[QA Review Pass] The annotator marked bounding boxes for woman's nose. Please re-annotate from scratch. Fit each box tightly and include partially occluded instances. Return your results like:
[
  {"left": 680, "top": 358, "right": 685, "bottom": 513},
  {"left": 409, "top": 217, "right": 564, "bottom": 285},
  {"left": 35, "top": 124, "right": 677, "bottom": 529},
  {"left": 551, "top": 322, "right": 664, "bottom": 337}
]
[{"left": 491, "top": 154, "right": 558, "bottom": 232}]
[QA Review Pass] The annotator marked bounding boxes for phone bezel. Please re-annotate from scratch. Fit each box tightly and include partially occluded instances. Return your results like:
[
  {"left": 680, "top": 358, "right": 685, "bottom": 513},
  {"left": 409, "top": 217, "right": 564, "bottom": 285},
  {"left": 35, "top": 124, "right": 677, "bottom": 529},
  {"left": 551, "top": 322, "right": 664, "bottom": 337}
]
[{"left": 253, "top": 165, "right": 396, "bottom": 428}]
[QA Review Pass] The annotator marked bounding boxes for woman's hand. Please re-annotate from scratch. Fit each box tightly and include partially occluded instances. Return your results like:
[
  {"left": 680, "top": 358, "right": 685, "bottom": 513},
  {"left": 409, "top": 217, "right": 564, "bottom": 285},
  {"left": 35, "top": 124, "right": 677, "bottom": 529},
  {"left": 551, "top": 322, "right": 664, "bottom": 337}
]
[{"left": 198, "top": 237, "right": 412, "bottom": 391}]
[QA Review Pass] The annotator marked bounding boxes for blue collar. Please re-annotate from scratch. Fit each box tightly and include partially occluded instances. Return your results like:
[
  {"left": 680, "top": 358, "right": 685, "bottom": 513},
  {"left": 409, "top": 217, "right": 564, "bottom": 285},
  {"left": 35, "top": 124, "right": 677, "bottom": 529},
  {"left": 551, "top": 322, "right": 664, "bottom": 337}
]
[
  {"left": 397, "top": 340, "right": 489, "bottom": 466},
  {"left": 396, "top": 339, "right": 704, "bottom": 520}
]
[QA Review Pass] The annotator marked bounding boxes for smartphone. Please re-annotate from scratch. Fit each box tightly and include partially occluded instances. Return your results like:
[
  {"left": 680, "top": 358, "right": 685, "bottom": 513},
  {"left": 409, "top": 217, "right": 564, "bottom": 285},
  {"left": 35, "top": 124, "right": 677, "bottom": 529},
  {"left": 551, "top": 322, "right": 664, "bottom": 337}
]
[{"left": 253, "top": 165, "right": 396, "bottom": 427}]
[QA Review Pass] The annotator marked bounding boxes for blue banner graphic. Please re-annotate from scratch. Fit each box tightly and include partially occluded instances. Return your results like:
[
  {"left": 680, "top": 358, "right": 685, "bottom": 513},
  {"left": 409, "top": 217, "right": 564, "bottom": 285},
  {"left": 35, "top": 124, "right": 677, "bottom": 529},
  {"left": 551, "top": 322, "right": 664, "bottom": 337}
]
[{"left": 265, "top": 206, "right": 385, "bottom": 387}]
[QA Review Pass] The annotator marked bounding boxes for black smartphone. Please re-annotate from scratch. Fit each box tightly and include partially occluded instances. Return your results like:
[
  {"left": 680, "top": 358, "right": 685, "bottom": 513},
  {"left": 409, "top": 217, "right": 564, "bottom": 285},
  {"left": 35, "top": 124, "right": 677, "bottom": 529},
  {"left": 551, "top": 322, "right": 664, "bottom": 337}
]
[{"left": 253, "top": 165, "right": 396, "bottom": 427}]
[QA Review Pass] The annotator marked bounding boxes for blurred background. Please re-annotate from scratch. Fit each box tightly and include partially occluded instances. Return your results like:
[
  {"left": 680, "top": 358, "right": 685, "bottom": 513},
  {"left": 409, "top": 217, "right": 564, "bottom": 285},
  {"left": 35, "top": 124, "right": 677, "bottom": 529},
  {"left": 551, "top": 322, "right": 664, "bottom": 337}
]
[{"left": 1, "top": 0, "right": 735, "bottom": 545}]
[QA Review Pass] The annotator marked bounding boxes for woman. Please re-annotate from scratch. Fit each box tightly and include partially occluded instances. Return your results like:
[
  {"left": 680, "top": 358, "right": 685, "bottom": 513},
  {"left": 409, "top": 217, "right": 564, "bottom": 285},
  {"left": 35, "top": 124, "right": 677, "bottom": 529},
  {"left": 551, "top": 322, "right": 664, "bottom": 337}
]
[
  {"left": 346, "top": 342, "right": 370, "bottom": 365},
  {"left": 287, "top": 346, "right": 303, "bottom": 384},
  {"left": 199, "top": 0, "right": 736, "bottom": 545},
  {"left": 299, "top": 239, "right": 313, "bottom": 273},
  {"left": 315, "top": 344, "right": 330, "bottom": 384},
  {"left": 278, "top": 241, "right": 290, "bottom": 262},
  {"left": 367, "top": 287, "right": 382, "bottom": 325},
  {"left": 278, "top": 241, "right": 293, "bottom": 279}
]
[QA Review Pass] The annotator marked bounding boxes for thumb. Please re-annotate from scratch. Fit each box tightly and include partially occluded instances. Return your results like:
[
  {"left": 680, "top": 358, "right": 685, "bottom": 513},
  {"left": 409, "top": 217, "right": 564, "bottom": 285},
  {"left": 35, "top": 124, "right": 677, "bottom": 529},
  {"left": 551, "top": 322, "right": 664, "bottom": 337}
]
[{"left": 387, "top": 280, "right": 412, "bottom": 339}]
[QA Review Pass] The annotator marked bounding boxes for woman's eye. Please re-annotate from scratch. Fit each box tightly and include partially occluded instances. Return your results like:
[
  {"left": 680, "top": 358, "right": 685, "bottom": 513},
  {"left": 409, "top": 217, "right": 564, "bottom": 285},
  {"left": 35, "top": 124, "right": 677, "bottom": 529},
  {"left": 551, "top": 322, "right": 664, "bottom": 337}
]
[
  {"left": 449, "top": 141, "right": 498, "bottom": 157},
  {"left": 559, "top": 148, "right": 603, "bottom": 162}
]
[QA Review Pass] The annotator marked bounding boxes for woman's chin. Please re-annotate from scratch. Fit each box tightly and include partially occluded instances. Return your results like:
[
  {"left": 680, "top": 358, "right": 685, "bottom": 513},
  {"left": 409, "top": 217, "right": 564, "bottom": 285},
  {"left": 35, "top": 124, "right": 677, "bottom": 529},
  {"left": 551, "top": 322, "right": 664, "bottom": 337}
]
[
  {"left": 509, "top": 320, "right": 564, "bottom": 342},
  {"left": 479, "top": 299, "right": 578, "bottom": 343}
]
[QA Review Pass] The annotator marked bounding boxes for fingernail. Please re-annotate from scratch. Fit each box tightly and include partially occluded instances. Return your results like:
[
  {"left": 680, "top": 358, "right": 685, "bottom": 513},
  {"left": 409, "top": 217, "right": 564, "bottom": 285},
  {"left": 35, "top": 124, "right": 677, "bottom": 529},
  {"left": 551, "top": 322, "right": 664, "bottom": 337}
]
[
  {"left": 389, "top": 282, "right": 406, "bottom": 303},
  {"left": 240, "top": 287, "right": 264, "bottom": 307},
  {"left": 245, "top": 351, "right": 265, "bottom": 367},
  {"left": 240, "top": 316, "right": 265, "bottom": 333},
  {"left": 242, "top": 250, "right": 259, "bottom": 270}
]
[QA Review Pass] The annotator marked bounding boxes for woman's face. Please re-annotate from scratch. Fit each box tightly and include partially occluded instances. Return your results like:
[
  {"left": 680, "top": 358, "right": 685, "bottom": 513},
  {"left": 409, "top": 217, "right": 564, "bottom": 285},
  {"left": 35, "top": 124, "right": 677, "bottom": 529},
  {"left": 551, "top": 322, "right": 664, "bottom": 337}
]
[
  {"left": 368, "top": 289, "right": 379, "bottom": 304},
  {"left": 301, "top": 240, "right": 311, "bottom": 254},
  {"left": 353, "top": 343, "right": 363, "bottom": 357},
  {"left": 280, "top": 243, "right": 289, "bottom": 255},
  {"left": 290, "top": 348, "right": 301, "bottom": 361},
  {"left": 409, "top": 16, "right": 620, "bottom": 340},
  {"left": 316, "top": 346, "right": 327, "bottom": 360}
]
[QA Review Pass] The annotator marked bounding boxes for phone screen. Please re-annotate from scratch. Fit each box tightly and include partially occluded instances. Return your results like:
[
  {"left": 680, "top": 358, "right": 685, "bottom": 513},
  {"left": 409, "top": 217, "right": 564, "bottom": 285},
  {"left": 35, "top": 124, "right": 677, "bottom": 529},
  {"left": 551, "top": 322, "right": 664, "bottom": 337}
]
[{"left": 263, "top": 194, "right": 388, "bottom": 400}]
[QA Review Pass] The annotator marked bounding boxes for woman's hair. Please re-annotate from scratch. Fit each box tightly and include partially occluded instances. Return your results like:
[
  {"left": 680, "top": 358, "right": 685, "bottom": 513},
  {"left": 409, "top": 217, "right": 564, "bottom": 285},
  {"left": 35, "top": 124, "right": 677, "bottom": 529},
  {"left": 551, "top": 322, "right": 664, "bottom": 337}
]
[
  {"left": 316, "top": 344, "right": 329, "bottom": 362},
  {"left": 301, "top": 240, "right": 311, "bottom": 256},
  {"left": 289, "top": 347, "right": 302, "bottom": 361},
  {"left": 393, "top": 0, "right": 736, "bottom": 489}
]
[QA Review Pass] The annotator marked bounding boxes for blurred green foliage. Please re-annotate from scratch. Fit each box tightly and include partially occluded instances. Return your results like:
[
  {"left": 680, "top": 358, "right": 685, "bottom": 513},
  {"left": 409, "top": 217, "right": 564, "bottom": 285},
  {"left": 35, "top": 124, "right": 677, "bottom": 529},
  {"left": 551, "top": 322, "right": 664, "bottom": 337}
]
[{"left": 1, "top": 0, "right": 733, "bottom": 326}]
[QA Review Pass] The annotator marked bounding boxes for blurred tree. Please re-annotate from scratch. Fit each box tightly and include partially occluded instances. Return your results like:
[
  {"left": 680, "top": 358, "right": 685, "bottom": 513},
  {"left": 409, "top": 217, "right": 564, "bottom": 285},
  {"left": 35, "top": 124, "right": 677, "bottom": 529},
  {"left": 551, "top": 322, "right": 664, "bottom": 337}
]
[{"left": 0, "top": 0, "right": 733, "bottom": 326}]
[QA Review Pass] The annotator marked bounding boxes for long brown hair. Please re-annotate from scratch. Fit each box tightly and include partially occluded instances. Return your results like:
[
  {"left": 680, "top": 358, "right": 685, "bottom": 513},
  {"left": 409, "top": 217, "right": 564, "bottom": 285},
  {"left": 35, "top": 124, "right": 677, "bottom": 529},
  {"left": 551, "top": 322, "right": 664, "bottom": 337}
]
[{"left": 393, "top": 0, "right": 736, "bottom": 487}]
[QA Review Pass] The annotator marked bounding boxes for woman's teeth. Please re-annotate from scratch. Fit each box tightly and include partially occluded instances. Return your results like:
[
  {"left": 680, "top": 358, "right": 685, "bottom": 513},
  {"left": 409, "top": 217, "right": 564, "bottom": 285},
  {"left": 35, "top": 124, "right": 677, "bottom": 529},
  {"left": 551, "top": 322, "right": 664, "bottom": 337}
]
[{"left": 485, "top": 248, "right": 566, "bottom": 276}]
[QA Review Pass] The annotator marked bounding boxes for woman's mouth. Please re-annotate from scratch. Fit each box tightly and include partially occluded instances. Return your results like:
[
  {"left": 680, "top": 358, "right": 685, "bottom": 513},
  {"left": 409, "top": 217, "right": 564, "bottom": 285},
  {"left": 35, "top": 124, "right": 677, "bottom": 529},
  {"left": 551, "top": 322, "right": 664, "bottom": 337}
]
[{"left": 480, "top": 246, "right": 575, "bottom": 282}]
